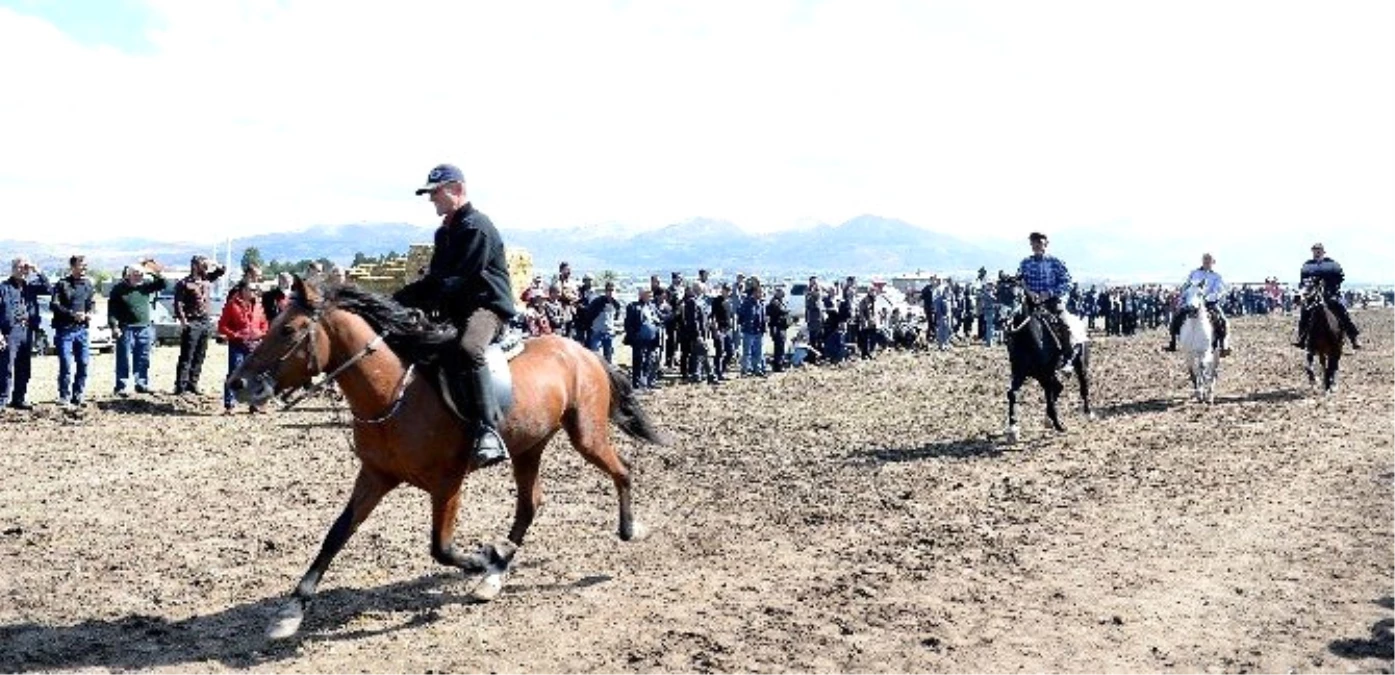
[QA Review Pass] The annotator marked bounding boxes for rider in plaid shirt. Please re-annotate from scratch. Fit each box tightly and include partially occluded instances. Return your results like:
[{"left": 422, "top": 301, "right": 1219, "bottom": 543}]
[{"left": 1017, "top": 232, "right": 1080, "bottom": 371}]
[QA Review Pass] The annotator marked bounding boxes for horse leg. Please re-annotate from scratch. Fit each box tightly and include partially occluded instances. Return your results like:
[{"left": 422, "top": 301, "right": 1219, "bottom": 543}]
[
  {"left": 506, "top": 437, "right": 552, "bottom": 546},
  {"left": 1305, "top": 352, "right": 1317, "bottom": 388},
  {"left": 1325, "top": 352, "right": 1340, "bottom": 394},
  {"left": 1074, "top": 346, "right": 1093, "bottom": 419},
  {"left": 564, "top": 409, "right": 644, "bottom": 542},
  {"left": 1005, "top": 372, "right": 1026, "bottom": 442},
  {"left": 429, "top": 478, "right": 518, "bottom": 602},
  {"left": 268, "top": 466, "right": 399, "bottom": 640},
  {"left": 1044, "top": 376, "right": 1066, "bottom": 432}
]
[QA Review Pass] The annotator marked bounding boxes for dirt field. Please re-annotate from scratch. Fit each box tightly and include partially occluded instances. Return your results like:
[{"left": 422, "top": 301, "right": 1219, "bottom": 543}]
[{"left": 1, "top": 309, "right": 1391, "bottom": 673}]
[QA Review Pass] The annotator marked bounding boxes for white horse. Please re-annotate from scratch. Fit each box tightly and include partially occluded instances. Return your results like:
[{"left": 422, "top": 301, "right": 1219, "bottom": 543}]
[{"left": 1177, "top": 282, "right": 1217, "bottom": 403}]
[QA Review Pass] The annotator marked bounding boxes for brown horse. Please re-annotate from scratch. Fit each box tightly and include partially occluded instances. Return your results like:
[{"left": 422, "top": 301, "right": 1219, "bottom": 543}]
[
  {"left": 226, "top": 278, "right": 665, "bottom": 639},
  {"left": 1301, "top": 280, "right": 1344, "bottom": 394}
]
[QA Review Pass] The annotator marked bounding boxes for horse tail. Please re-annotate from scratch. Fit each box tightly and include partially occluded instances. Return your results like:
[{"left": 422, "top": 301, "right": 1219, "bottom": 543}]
[{"left": 604, "top": 363, "right": 669, "bottom": 445}]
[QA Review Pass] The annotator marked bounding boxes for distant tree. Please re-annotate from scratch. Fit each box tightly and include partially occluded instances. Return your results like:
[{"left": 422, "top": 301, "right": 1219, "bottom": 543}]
[
  {"left": 601, "top": 270, "right": 618, "bottom": 283},
  {"left": 240, "top": 247, "right": 265, "bottom": 272},
  {"left": 352, "top": 251, "right": 371, "bottom": 267}
]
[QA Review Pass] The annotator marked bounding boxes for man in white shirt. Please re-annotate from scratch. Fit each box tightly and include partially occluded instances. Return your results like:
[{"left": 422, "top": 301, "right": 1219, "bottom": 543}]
[{"left": 1164, "top": 253, "right": 1230, "bottom": 356}]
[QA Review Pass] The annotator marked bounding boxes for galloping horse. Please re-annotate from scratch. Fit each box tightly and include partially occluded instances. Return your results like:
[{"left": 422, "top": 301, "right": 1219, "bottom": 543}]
[
  {"left": 999, "top": 277, "right": 1093, "bottom": 442},
  {"left": 1300, "top": 279, "right": 1343, "bottom": 394},
  {"left": 225, "top": 278, "right": 666, "bottom": 639},
  {"left": 1177, "top": 281, "right": 1217, "bottom": 404}
]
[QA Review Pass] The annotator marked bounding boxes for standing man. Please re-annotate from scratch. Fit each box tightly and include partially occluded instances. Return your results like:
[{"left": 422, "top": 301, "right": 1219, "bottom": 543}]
[
  {"left": 0, "top": 258, "right": 51, "bottom": 410},
  {"left": 1163, "top": 252, "right": 1230, "bottom": 355},
  {"left": 394, "top": 163, "right": 516, "bottom": 470},
  {"left": 585, "top": 280, "right": 621, "bottom": 364},
  {"left": 804, "top": 276, "right": 824, "bottom": 354},
  {"left": 737, "top": 280, "right": 768, "bottom": 376},
  {"left": 107, "top": 259, "right": 169, "bottom": 395},
  {"left": 50, "top": 255, "right": 97, "bottom": 406},
  {"left": 217, "top": 280, "right": 269, "bottom": 414},
  {"left": 766, "top": 284, "right": 791, "bottom": 372},
  {"left": 623, "top": 287, "right": 662, "bottom": 389},
  {"left": 1017, "top": 232, "right": 1081, "bottom": 372},
  {"left": 173, "top": 255, "right": 225, "bottom": 396},
  {"left": 1296, "top": 242, "right": 1361, "bottom": 349}
]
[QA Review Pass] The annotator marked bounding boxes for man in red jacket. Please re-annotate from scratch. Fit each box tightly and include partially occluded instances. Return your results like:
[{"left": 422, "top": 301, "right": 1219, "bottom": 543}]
[{"left": 218, "top": 280, "right": 269, "bottom": 414}]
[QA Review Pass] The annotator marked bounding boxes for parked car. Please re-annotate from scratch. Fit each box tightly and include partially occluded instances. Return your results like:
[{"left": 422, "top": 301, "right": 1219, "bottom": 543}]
[
  {"left": 151, "top": 291, "right": 226, "bottom": 345},
  {"left": 150, "top": 298, "right": 183, "bottom": 346},
  {"left": 31, "top": 297, "right": 116, "bottom": 356}
]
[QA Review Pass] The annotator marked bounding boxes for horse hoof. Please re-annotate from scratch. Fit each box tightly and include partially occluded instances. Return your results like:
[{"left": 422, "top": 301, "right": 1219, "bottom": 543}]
[
  {"left": 470, "top": 570, "right": 508, "bottom": 602},
  {"left": 622, "top": 520, "right": 650, "bottom": 542},
  {"left": 266, "top": 600, "right": 304, "bottom": 640},
  {"left": 1004, "top": 427, "right": 1019, "bottom": 444}
]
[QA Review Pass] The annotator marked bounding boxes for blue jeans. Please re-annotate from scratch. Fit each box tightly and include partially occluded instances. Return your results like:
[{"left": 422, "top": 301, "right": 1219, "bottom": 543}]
[
  {"left": 0, "top": 325, "right": 32, "bottom": 406},
  {"left": 741, "top": 332, "right": 765, "bottom": 374},
  {"left": 55, "top": 326, "right": 90, "bottom": 402},
  {"left": 224, "top": 342, "right": 252, "bottom": 409},
  {"left": 586, "top": 331, "right": 614, "bottom": 364},
  {"left": 115, "top": 325, "right": 154, "bottom": 392}
]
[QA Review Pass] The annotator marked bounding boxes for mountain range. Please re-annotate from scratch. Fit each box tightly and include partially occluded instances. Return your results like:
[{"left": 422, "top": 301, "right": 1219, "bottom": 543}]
[{"left": 2, "top": 215, "right": 1388, "bottom": 286}]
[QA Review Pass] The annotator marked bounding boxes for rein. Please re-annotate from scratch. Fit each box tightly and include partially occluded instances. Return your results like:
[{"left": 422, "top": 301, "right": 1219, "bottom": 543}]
[{"left": 272, "top": 302, "right": 413, "bottom": 424}]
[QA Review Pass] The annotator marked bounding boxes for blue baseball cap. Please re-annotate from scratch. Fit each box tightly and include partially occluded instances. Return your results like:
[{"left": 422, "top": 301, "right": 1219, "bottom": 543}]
[{"left": 414, "top": 163, "right": 464, "bottom": 195}]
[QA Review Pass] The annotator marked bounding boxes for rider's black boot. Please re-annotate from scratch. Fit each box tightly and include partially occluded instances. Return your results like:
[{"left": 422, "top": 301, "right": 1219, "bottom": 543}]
[{"left": 463, "top": 365, "right": 507, "bottom": 470}]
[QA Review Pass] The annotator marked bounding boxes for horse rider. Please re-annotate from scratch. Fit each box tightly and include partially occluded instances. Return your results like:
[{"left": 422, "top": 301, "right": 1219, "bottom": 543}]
[
  {"left": 1017, "top": 231, "right": 1081, "bottom": 372},
  {"left": 394, "top": 163, "right": 516, "bottom": 470},
  {"left": 1295, "top": 242, "right": 1361, "bottom": 350},
  {"left": 1163, "top": 252, "right": 1230, "bottom": 356}
]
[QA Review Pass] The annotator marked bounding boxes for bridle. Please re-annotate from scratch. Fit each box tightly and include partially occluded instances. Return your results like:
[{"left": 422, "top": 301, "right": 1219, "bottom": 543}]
[{"left": 257, "top": 299, "right": 414, "bottom": 424}]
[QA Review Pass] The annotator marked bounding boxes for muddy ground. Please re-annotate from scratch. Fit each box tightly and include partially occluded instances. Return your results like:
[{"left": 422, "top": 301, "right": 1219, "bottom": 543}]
[{"left": 0, "top": 309, "right": 1391, "bottom": 673}]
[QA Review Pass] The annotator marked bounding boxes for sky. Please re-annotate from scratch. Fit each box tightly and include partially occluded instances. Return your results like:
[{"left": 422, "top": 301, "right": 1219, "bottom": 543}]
[{"left": 1, "top": 0, "right": 1392, "bottom": 278}]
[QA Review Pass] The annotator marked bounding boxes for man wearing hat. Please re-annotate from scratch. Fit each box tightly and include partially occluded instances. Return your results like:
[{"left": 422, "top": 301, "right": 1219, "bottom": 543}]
[
  {"left": 1163, "top": 252, "right": 1230, "bottom": 356},
  {"left": 1017, "top": 232, "right": 1082, "bottom": 372},
  {"left": 1295, "top": 242, "right": 1361, "bottom": 350},
  {"left": 394, "top": 163, "right": 516, "bottom": 469}
]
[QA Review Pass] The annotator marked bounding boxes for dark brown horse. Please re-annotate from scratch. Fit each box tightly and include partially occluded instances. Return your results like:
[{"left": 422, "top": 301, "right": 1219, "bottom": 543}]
[
  {"left": 226, "top": 278, "right": 665, "bottom": 639},
  {"left": 1301, "top": 280, "right": 1344, "bottom": 394}
]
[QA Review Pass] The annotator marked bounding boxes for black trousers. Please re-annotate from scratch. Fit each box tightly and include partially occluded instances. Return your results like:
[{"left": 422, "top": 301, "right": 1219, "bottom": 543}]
[{"left": 175, "top": 319, "right": 213, "bottom": 392}]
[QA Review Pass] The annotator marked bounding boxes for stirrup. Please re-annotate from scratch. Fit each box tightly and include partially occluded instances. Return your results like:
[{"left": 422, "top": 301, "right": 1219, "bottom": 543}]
[{"left": 472, "top": 425, "right": 508, "bottom": 469}]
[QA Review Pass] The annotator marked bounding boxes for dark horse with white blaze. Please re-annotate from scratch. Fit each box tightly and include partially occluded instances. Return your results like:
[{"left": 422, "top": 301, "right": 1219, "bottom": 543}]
[
  {"left": 226, "top": 278, "right": 666, "bottom": 639},
  {"left": 999, "top": 276, "right": 1093, "bottom": 442}
]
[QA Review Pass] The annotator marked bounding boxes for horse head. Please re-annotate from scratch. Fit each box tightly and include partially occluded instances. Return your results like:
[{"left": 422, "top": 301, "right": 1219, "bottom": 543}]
[
  {"left": 227, "top": 275, "right": 337, "bottom": 406},
  {"left": 1301, "top": 278, "right": 1327, "bottom": 308},
  {"left": 1180, "top": 281, "right": 1206, "bottom": 317}
]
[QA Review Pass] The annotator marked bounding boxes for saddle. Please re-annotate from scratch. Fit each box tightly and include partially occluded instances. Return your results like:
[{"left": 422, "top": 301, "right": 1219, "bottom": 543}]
[{"left": 435, "top": 328, "right": 526, "bottom": 423}]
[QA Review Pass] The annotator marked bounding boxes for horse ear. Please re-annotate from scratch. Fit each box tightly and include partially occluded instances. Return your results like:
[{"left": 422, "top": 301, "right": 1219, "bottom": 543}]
[{"left": 293, "top": 273, "right": 322, "bottom": 307}]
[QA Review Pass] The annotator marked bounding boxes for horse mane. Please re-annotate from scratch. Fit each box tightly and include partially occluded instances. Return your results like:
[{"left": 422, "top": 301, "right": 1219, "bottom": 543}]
[{"left": 320, "top": 284, "right": 458, "bottom": 365}]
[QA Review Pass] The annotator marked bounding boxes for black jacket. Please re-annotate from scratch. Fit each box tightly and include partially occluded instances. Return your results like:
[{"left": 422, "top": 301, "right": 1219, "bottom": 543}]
[
  {"left": 396, "top": 203, "right": 515, "bottom": 323},
  {"left": 51, "top": 275, "right": 96, "bottom": 330},
  {"left": 1300, "top": 256, "right": 1345, "bottom": 297}
]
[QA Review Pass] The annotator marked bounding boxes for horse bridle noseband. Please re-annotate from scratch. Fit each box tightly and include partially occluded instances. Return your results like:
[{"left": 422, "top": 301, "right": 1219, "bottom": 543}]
[{"left": 260, "top": 300, "right": 414, "bottom": 424}]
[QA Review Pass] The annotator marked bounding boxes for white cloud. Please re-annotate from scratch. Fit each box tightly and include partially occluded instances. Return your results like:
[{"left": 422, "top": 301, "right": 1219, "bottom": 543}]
[{"left": 1, "top": 0, "right": 1392, "bottom": 276}]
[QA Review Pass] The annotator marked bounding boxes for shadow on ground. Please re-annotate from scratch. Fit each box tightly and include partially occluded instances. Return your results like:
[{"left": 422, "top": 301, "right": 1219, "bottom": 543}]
[
  {"left": 1328, "top": 596, "right": 1395, "bottom": 663},
  {"left": 858, "top": 438, "right": 1005, "bottom": 464},
  {"left": 1210, "top": 388, "right": 1310, "bottom": 405},
  {"left": 0, "top": 573, "right": 475, "bottom": 672}
]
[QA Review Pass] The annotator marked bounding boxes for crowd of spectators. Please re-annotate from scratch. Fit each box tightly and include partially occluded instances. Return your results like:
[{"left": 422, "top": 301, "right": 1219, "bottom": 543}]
[{"left": 2, "top": 251, "right": 1389, "bottom": 409}]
